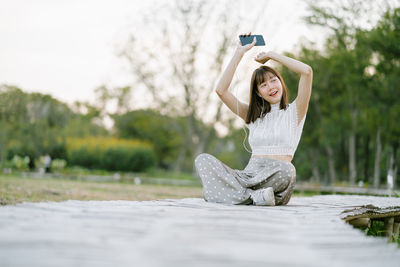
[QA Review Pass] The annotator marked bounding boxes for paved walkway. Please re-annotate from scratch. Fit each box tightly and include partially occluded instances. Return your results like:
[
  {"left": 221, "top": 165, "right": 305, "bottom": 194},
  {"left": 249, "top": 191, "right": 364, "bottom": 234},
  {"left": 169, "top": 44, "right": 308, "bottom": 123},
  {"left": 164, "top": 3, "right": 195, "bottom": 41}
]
[{"left": 1, "top": 195, "right": 400, "bottom": 267}]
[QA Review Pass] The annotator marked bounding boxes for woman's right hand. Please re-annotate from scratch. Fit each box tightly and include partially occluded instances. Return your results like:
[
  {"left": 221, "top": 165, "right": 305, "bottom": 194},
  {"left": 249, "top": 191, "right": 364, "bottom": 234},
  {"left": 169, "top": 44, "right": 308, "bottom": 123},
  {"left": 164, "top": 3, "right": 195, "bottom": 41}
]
[{"left": 235, "top": 33, "right": 256, "bottom": 55}]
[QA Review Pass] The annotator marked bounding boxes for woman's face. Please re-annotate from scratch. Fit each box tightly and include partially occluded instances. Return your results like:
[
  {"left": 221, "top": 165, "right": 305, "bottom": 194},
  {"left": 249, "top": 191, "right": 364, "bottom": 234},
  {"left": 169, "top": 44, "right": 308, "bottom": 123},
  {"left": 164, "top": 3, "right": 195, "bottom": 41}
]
[{"left": 257, "top": 72, "right": 283, "bottom": 104}]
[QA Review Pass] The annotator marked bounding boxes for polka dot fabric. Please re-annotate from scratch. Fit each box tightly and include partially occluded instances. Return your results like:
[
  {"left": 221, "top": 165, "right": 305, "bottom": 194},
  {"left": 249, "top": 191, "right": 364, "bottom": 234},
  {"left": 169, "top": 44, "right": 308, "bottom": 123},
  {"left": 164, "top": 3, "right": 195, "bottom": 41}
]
[{"left": 194, "top": 153, "right": 296, "bottom": 206}]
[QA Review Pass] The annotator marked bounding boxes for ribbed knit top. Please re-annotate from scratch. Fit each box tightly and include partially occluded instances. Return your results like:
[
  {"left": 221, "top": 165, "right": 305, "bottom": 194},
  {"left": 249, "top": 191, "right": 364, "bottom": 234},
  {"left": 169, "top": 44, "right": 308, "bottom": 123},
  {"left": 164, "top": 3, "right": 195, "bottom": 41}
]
[{"left": 245, "top": 98, "right": 306, "bottom": 157}]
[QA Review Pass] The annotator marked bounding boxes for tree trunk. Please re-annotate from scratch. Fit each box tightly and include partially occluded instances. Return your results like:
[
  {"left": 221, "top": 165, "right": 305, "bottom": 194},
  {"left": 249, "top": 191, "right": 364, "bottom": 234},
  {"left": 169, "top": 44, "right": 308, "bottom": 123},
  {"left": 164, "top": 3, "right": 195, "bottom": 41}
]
[
  {"left": 349, "top": 109, "right": 357, "bottom": 185},
  {"left": 310, "top": 148, "right": 321, "bottom": 183},
  {"left": 364, "top": 135, "right": 370, "bottom": 185},
  {"left": 326, "top": 144, "right": 337, "bottom": 185},
  {"left": 349, "top": 131, "right": 357, "bottom": 185},
  {"left": 373, "top": 126, "right": 382, "bottom": 188},
  {"left": 387, "top": 148, "right": 395, "bottom": 190},
  {"left": 174, "top": 113, "right": 195, "bottom": 173},
  {"left": 194, "top": 101, "right": 223, "bottom": 157},
  {"left": 393, "top": 143, "right": 399, "bottom": 189},
  {"left": 174, "top": 141, "right": 187, "bottom": 173},
  {"left": 387, "top": 143, "right": 398, "bottom": 190}
]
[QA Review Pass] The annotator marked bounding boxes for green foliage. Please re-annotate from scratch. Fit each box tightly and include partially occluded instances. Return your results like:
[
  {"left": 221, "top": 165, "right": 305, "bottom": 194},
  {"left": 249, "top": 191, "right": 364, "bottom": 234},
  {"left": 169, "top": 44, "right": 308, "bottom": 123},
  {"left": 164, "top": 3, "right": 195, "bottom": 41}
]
[
  {"left": 211, "top": 128, "right": 251, "bottom": 170},
  {"left": 365, "top": 220, "right": 400, "bottom": 247},
  {"left": 145, "top": 168, "right": 197, "bottom": 180},
  {"left": 68, "top": 147, "right": 101, "bottom": 170},
  {"left": 51, "top": 159, "right": 67, "bottom": 171},
  {"left": 102, "top": 146, "right": 156, "bottom": 172},
  {"left": 67, "top": 137, "right": 156, "bottom": 172},
  {"left": 113, "top": 110, "right": 182, "bottom": 169},
  {"left": 365, "top": 220, "right": 386, "bottom": 236},
  {"left": 1, "top": 3, "right": 399, "bottom": 185},
  {"left": 34, "top": 156, "right": 67, "bottom": 172},
  {"left": 63, "top": 101, "right": 108, "bottom": 138},
  {"left": 0, "top": 85, "right": 111, "bottom": 170},
  {"left": 0, "top": 85, "right": 73, "bottom": 168},
  {"left": 6, "top": 134, "right": 68, "bottom": 170},
  {"left": 359, "top": 8, "right": 400, "bottom": 150},
  {"left": 48, "top": 143, "right": 68, "bottom": 160},
  {"left": 278, "top": 2, "right": 400, "bottom": 185},
  {"left": 10, "top": 155, "right": 30, "bottom": 171}
]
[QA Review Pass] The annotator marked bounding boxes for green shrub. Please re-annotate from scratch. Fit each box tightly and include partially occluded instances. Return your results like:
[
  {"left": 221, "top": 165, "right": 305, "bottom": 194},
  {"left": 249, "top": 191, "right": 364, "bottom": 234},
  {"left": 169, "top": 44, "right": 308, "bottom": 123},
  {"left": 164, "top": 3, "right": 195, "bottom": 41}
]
[
  {"left": 102, "top": 146, "right": 156, "bottom": 172},
  {"left": 48, "top": 143, "right": 68, "bottom": 160},
  {"left": 69, "top": 147, "right": 102, "bottom": 169},
  {"left": 51, "top": 159, "right": 67, "bottom": 171},
  {"left": 6, "top": 145, "right": 35, "bottom": 169},
  {"left": 6, "top": 141, "right": 67, "bottom": 169},
  {"left": 67, "top": 137, "right": 156, "bottom": 172},
  {"left": 11, "top": 155, "right": 30, "bottom": 171}
]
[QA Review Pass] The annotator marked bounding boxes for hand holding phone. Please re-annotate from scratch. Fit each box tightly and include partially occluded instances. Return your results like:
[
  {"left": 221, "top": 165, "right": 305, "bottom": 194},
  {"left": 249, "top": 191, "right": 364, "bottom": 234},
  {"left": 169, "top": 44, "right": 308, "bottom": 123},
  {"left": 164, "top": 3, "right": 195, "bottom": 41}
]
[{"left": 239, "top": 34, "right": 265, "bottom": 46}]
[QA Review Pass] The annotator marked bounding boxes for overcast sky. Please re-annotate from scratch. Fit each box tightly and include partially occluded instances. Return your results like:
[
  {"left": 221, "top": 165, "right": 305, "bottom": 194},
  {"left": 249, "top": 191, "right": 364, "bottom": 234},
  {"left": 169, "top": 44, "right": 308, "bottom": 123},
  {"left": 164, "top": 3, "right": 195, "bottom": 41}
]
[{"left": 0, "top": 0, "right": 327, "bottom": 106}]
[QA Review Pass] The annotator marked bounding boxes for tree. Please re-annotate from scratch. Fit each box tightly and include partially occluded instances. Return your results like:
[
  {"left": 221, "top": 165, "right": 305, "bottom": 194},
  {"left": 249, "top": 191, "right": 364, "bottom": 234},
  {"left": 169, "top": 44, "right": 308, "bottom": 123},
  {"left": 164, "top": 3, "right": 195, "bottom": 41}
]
[
  {"left": 357, "top": 7, "right": 400, "bottom": 188},
  {"left": 0, "top": 85, "right": 72, "bottom": 167},
  {"left": 63, "top": 100, "right": 109, "bottom": 138},
  {"left": 0, "top": 85, "right": 111, "bottom": 169},
  {"left": 117, "top": 0, "right": 269, "bottom": 172},
  {"left": 113, "top": 109, "right": 183, "bottom": 169},
  {"left": 280, "top": 46, "right": 343, "bottom": 185},
  {"left": 304, "top": 0, "right": 393, "bottom": 186}
]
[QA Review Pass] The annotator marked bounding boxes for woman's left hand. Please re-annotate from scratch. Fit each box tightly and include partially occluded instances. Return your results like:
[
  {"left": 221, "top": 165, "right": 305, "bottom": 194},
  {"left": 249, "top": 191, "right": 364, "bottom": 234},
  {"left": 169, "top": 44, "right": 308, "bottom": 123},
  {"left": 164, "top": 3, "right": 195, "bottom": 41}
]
[{"left": 255, "top": 52, "right": 272, "bottom": 64}]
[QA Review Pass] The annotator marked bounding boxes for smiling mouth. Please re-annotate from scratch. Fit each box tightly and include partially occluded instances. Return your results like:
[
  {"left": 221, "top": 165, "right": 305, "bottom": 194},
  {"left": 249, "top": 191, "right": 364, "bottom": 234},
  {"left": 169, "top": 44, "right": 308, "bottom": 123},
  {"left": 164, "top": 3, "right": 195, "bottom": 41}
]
[{"left": 270, "top": 91, "right": 278, "bottom": 96}]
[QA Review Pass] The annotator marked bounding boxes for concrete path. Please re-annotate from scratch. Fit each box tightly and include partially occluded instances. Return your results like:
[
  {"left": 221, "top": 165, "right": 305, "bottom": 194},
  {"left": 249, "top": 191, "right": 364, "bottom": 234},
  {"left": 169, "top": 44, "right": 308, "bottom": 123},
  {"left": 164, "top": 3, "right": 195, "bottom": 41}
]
[{"left": 1, "top": 195, "right": 400, "bottom": 267}]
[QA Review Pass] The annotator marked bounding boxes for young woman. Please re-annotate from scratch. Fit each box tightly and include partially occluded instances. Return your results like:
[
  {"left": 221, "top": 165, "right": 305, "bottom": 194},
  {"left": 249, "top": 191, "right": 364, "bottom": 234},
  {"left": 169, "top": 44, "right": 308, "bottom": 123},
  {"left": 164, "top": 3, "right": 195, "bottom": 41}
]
[{"left": 194, "top": 34, "right": 313, "bottom": 206}]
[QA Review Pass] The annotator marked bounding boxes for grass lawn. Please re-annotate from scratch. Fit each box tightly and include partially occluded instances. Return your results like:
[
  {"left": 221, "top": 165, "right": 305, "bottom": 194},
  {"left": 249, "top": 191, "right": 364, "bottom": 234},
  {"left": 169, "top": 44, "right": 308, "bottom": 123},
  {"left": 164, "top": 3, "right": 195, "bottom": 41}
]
[
  {"left": 0, "top": 175, "right": 203, "bottom": 205},
  {"left": 0, "top": 174, "right": 388, "bottom": 205},
  {"left": 1, "top": 174, "right": 324, "bottom": 206}
]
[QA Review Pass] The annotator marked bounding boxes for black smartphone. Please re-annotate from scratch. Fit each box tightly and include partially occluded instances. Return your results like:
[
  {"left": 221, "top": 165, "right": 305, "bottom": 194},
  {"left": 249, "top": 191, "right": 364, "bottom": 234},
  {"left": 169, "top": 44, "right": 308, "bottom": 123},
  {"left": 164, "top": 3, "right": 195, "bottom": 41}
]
[{"left": 239, "top": 35, "right": 265, "bottom": 46}]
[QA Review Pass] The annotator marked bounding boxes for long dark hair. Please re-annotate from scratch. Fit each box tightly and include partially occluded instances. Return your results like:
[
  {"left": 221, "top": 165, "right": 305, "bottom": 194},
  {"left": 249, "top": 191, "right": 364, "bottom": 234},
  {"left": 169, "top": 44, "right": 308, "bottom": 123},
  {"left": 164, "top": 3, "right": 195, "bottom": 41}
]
[{"left": 245, "top": 66, "right": 289, "bottom": 124}]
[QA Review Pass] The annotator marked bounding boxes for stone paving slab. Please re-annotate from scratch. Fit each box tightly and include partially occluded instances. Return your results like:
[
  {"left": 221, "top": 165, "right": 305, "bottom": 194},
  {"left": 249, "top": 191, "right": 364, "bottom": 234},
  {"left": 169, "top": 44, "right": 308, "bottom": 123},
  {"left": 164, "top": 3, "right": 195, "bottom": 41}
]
[{"left": 1, "top": 195, "right": 400, "bottom": 267}]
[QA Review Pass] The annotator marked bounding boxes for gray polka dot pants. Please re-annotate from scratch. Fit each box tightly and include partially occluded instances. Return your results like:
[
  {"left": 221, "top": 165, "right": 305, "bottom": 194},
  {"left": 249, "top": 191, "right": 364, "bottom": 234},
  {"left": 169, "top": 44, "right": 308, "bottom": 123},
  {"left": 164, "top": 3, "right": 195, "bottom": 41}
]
[{"left": 194, "top": 153, "right": 296, "bottom": 206}]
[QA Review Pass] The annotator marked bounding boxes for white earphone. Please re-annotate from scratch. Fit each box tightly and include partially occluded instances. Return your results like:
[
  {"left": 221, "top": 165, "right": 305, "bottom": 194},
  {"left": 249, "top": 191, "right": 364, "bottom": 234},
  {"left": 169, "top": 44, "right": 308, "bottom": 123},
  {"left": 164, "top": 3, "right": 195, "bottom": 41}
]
[{"left": 234, "top": 73, "right": 252, "bottom": 154}]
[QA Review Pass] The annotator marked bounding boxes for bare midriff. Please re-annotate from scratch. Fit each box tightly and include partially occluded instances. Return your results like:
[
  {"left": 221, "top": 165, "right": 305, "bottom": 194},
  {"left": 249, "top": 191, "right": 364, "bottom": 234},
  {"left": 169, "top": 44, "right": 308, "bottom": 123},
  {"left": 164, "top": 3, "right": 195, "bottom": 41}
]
[{"left": 252, "top": 154, "right": 293, "bottom": 163}]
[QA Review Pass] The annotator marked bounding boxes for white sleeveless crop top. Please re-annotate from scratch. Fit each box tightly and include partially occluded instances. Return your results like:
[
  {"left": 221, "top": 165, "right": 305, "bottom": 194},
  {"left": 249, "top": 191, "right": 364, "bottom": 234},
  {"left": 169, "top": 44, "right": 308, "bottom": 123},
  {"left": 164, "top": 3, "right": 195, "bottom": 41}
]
[{"left": 245, "top": 98, "right": 306, "bottom": 157}]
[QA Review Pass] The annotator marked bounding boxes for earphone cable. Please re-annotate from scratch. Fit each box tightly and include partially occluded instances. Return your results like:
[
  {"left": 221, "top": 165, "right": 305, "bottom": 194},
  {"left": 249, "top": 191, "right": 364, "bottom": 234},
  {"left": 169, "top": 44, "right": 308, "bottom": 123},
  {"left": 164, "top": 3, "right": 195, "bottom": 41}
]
[{"left": 234, "top": 72, "right": 252, "bottom": 154}]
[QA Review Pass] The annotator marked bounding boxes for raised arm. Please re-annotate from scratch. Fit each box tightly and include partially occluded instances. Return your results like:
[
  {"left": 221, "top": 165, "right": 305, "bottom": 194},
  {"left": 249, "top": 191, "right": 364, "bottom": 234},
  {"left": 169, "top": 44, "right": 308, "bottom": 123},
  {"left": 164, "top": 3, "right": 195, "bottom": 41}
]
[
  {"left": 215, "top": 36, "right": 256, "bottom": 121},
  {"left": 255, "top": 51, "right": 313, "bottom": 124}
]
